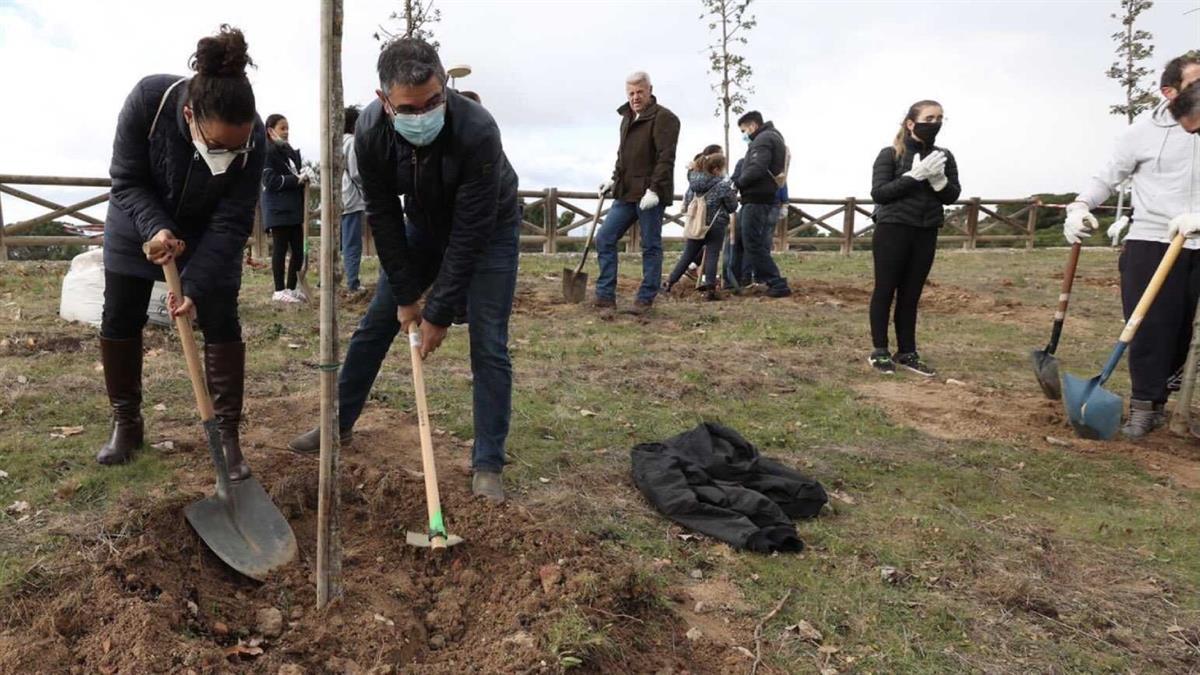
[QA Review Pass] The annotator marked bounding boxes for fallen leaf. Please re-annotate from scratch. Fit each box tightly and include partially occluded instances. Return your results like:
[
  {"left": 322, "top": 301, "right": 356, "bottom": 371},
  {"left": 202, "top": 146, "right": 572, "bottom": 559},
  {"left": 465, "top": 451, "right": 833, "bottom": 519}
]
[
  {"left": 1167, "top": 624, "right": 1185, "bottom": 634},
  {"left": 829, "top": 489, "right": 856, "bottom": 506},
  {"left": 578, "top": 409, "right": 597, "bottom": 417},
  {"left": 16, "top": 375, "right": 28, "bottom": 384},
  {"left": 538, "top": 477, "right": 550, "bottom": 484},
  {"left": 784, "top": 619, "right": 823, "bottom": 643},
  {"left": 820, "top": 669, "right": 839, "bottom": 675},
  {"left": 1045, "top": 436, "right": 1071, "bottom": 447},
  {"left": 102, "top": 637, "right": 112, "bottom": 654},
  {"left": 373, "top": 613, "right": 395, "bottom": 627},
  {"left": 53, "top": 426, "right": 85, "bottom": 437},
  {"left": 152, "top": 440, "right": 175, "bottom": 451},
  {"left": 818, "top": 645, "right": 840, "bottom": 655},
  {"left": 945, "top": 378, "right": 967, "bottom": 387},
  {"left": 686, "top": 626, "right": 703, "bottom": 641},
  {"left": 154, "top": 403, "right": 168, "bottom": 412},
  {"left": 734, "top": 646, "right": 755, "bottom": 659},
  {"left": 0, "top": 470, "right": 8, "bottom": 480},
  {"left": 287, "top": 343, "right": 301, "bottom": 349},
  {"left": 6, "top": 500, "right": 30, "bottom": 514},
  {"left": 224, "top": 641, "right": 264, "bottom": 659}
]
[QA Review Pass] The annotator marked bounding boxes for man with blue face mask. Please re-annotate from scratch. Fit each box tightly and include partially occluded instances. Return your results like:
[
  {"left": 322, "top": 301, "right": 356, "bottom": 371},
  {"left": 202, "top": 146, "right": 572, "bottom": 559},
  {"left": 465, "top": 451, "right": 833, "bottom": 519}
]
[{"left": 287, "top": 38, "right": 520, "bottom": 504}]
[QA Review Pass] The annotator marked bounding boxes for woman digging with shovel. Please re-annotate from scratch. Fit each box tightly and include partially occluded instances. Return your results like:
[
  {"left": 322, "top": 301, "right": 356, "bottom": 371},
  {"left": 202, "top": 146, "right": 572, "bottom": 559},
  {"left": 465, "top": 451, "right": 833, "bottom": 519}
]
[{"left": 96, "top": 25, "right": 265, "bottom": 479}]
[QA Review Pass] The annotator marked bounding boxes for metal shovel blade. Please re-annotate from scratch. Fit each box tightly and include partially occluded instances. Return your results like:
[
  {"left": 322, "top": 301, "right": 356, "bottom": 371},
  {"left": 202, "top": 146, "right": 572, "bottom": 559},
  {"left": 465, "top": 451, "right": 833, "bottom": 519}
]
[
  {"left": 562, "top": 268, "right": 588, "bottom": 304},
  {"left": 1029, "top": 348, "right": 1062, "bottom": 400},
  {"left": 186, "top": 477, "right": 298, "bottom": 580},
  {"left": 1062, "top": 372, "right": 1123, "bottom": 441},
  {"left": 405, "top": 531, "right": 465, "bottom": 548}
]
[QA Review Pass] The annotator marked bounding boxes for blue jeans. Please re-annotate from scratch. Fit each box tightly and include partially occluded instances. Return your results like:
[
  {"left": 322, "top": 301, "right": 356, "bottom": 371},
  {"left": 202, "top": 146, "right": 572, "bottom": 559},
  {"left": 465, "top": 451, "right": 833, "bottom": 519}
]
[
  {"left": 337, "top": 216, "right": 519, "bottom": 473},
  {"left": 340, "top": 210, "right": 364, "bottom": 290},
  {"left": 594, "top": 199, "right": 665, "bottom": 303},
  {"left": 740, "top": 203, "right": 787, "bottom": 292}
]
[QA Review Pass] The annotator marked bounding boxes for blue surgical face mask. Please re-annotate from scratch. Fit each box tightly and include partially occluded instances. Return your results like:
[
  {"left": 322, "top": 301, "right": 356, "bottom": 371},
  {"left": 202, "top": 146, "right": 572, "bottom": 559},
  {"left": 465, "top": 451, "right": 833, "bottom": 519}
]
[
  {"left": 741, "top": 131, "right": 751, "bottom": 143},
  {"left": 391, "top": 104, "right": 446, "bottom": 147}
]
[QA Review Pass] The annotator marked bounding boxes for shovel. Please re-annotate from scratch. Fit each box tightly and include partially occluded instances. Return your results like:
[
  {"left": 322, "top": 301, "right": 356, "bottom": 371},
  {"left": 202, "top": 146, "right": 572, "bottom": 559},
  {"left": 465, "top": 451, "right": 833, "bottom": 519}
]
[
  {"left": 562, "top": 192, "right": 606, "bottom": 303},
  {"left": 146, "top": 243, "right": 298, "bottom": 581},
  {"left": 1063, "top": 234, "right": 1185, "bottom": 440},
  {"left": 1030, "top": 243, "right": 1082, "bottom": 400},
  {"left": 404, "top": 327, "right": 464, "bottom": 550}
]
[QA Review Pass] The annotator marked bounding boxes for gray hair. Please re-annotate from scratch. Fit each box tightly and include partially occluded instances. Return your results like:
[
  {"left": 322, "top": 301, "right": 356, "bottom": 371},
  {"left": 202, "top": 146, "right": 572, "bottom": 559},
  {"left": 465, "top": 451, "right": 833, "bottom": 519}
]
[
  {"left": 377, "top": 38, "right": 446, "bottom": 90},
  {"left": 625, "top": 71, "right": 652, "bottom": 88}
]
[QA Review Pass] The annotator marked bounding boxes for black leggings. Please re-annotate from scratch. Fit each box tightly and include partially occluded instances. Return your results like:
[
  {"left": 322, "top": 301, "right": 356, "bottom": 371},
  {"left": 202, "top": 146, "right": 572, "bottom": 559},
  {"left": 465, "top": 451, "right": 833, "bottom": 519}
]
[
  {"left": 869, "top": 222, "right": 938, "bottom": 354},
  {"left": 101, "top": 270, "right": 241, "bottom": 343},
  {"left": 1119, "top": 241, "right": 1200, "bottom": 403},
  {"left": 271, "top": 225, "right": 304, "bottom": 291},
  {"left": 668, "top": 224, "right": 726, "bottom": 288}
]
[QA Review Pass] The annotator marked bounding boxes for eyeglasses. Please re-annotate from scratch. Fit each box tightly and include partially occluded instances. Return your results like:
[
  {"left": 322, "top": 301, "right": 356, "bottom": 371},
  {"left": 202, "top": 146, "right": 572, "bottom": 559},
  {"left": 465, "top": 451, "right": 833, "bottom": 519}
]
[
  {"left": 382, "top": 90, "right": 446, "bottom": 116},
  {"left": 194, "top": 121, "right": 256, "bottom": 155}
]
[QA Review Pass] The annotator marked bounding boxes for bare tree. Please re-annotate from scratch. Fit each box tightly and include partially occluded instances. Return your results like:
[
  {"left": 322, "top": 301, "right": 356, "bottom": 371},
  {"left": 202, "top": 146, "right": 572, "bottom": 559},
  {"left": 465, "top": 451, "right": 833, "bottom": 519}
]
[
  {"left": 374, "top": 0, "right": 441, "bottom": 48},
  {"left": 1106, "top": 0, "right": 1158, "bottom": 124},
  {"left": 701, "top": 0, "right": 756, "bottom": 158}
]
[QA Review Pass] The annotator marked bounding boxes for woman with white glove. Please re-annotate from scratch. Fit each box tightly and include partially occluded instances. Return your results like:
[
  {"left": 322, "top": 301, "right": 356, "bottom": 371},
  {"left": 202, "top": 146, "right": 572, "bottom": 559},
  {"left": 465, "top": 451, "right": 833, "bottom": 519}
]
[{"left": 867, "top": 99, "right": 961, "bottom": 377}]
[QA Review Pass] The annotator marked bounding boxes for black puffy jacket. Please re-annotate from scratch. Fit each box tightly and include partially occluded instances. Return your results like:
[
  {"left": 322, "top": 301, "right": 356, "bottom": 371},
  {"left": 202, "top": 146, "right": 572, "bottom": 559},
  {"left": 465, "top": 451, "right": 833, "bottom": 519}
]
[
  {"left": 355, "top": 90, "right": 520, "bottom": 327},
  {"left": 261, "top": 141, "right": 305, "bottom": 229},
  {"left": 870, "top": 137, "right": 961, "bottom": 228},
  {"left": 735, "top": 121, "right": 786, "bottom": 204},
  {"left": 103, "top": 74, "right": 266, "bottom": 299}
]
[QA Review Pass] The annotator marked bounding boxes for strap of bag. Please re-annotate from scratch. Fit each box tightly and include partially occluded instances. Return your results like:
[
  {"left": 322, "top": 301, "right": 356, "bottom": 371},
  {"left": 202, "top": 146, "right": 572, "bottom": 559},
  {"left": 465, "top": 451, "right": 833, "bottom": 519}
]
[{"left": 148, "top": 78, "right": 188, "bottom": 140}]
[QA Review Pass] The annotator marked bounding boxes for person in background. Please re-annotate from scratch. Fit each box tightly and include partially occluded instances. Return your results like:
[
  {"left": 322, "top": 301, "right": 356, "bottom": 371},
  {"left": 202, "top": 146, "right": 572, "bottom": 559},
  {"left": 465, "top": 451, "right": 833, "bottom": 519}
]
[
  {"left": 341, "top": 105, "right": 365, "bottom": 293},
  {"left": 97, "top": 25, "right": 265, "bottom": 481},
  {"left": 594, "top": 71, "right": 680, "bottom": 314},
  {"left": 664, "top": 152, "right": 736, "bottom": 300},
  {"left": 733, "top": 111, "right": 791, "bottom": 299},
  {"left": 867, "top": 99, "right": 961, "bottom": 377},
  {"left": 262, "top": 113, "right": 309, "bottom": 303},
  {"left": 1064, "top": 51, "right": 1200, "bottom": 438}
]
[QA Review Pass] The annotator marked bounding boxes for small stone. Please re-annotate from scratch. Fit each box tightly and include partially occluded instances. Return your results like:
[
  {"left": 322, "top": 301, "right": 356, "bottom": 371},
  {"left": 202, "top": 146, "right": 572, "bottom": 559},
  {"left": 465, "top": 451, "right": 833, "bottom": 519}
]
[
  {"left": 124, "top": 573, "right": 140, "bottom": 586},
  {"left": 212, "top": 621, "right": 230, "bottom": 636},
  {"left": 16, "top": 375, "right": 28, "bottom": 384},
  {"left": 154, "top": 403, "right": 167, "bottom": 412},
  {"left": 689, "top": 568, "right": 703, "bottom": 580},
  {"left": 278, "top": 665, "right": 306, "bottom": 675},
  {"left": 686, "top": 626, "right": 703, "bottom": 641},
  {"left": 186, "top": 600, "right": 199, "bottom": 617},
  {"left": 538, "top": 563, "right": 563, "bottom": 593},
  {"left": 693, "top": 601, "right": 708, "bottom": 614},
  {"left": 429, "top": 634, "right": 446, "bottom": 650},
  {"left": 256, "top": 607, "right": 284, "bottom": 638}
]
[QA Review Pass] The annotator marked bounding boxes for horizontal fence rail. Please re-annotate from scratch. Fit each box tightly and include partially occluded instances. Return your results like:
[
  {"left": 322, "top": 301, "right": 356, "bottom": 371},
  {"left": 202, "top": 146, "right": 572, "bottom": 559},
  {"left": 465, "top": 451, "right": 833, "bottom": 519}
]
[{"left": 0, "top": 174, "right": 1057, "bottom": 261}]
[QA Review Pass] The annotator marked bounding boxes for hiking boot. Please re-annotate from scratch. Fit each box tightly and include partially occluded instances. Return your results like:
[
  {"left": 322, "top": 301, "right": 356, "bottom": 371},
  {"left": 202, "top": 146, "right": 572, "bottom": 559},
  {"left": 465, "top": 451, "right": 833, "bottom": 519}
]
[
  {"left": 623, "top": 299, "right": 653, "bottom": 316},
  {"left": 471, "top": 470, "right": 505, "bottom": 504},
  {"left": 1121, "top": 399, "right": 1165, "bottom": 440},
  {"left": 205, "top": 341, "right": 251, "bottom": 481},
  {"left": 288, "top": 426, "right": 354, "bottom": 454},
  {"left": 895, "top": 351, "right": 936, "bottom": 377},
  {"left": 699, "top": 285, "right": 719, "bottom": 301},
  {"left": 591, "top": 297, "right": 616, "bottom": 310},
  {"left": 96, "top": 336, "right": 144, "bottom": 465},
  {"left": 1167, "top": 366, "right": 1185, "bottom": 393},
  {"left": 765, "top": 283, "right": 792, "bottom": 299},
  {"left": 684, "top": 263, "right": 699, "bottom": 281},
  {"left": 868, "top": 349, "right": 896, "bottom": 375}
]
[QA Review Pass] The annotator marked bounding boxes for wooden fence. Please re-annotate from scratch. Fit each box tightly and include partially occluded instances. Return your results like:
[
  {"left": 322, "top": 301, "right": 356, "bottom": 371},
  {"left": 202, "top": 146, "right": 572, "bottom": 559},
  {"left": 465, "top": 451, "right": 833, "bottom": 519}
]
[{"left": 0, "top": 174, "right": 1044, "bottom": 261}]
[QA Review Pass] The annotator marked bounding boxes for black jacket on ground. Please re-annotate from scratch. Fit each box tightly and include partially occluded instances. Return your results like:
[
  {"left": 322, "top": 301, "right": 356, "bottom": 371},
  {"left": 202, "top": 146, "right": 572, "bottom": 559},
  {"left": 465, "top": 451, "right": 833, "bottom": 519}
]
[
  {"left": 735, "top": 121, "right": 786, "bottom": 205},
  {"left": 870, "top": 137, "right": 961, "bottom": 228},
  {"left": 103, "top": 74, "right": 266, "bottom": 300},
  {"left": 355, "top": 91, "right": 520, "bottom": 327},
  {"left": 630, "top": 423, "right": 827, "bottom": 553},
  {"left": 261, "top": 141, "right": 305, "bottom": 229}
]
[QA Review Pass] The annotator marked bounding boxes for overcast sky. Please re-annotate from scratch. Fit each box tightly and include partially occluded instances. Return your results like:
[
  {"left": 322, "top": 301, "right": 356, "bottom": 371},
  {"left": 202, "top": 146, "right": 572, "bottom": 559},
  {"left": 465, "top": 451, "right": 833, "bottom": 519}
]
[{"left": 1, "top": 0, "right": 1198, "bottom": 225}]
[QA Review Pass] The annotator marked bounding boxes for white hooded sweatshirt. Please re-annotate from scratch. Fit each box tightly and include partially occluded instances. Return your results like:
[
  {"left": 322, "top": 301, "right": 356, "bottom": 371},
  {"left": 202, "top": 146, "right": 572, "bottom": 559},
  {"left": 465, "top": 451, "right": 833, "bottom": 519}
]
[{"left": 1077, "top": 102, "right": 1200, "bottom": 248}]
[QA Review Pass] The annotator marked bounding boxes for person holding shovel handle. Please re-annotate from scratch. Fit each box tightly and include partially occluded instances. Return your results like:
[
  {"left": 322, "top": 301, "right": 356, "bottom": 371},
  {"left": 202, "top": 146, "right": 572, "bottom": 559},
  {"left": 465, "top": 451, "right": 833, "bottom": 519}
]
[
  {"left": 289, "top": 38, "right": 520, "bottom": 504},
  {"left": 96, "top": 26, "right": 265, "bottom": 478}
]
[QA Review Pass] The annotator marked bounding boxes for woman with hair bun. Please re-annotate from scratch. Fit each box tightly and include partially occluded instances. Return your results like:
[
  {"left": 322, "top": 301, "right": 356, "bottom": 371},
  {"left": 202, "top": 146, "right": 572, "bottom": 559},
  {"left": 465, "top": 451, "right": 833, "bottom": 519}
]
[{"left": 97, "top": 25, "right": 265, "bottom": 480}]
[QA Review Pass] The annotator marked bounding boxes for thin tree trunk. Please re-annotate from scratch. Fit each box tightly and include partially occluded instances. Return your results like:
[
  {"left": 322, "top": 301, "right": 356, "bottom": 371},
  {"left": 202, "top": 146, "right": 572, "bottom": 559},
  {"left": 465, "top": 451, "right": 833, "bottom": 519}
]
[
  {"left": 721, "top": 2, "right": 730, "bottom": 159},
  {"left": 1126, "top": 19, "right": 1134, "bottom": 125}
]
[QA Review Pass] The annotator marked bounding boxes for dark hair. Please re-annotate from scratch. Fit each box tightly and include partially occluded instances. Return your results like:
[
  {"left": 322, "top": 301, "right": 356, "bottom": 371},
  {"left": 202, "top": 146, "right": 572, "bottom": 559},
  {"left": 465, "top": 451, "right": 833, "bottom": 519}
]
[
  {"left": 892, "top": 99, "right": 942, "bottom": 159},
  {"left": 344, "top": 105, "right": 360, "bottom": 134},
  {"left": 459, "top": 90, "right": 481, "bottom": 104},
  {"left": 187, "top": 25, "right": 256, "bottom": 124},
  {"left": 265, "top": 114, "right": 286, "bottom": 130},
  {"left": 1161, "top": 50, "right": 1200, "bottom": 90},
  {"left": 737, "top": 111, "right": 764, "bottom": 128},
  {"left": 702, "top": 153, "right": 727, "bottom": 176},
  {"left": 689, "top": 144, "right": 724, "bottom": 169},
  {"left": 377, "top": 38, "right": 445, "bottom": 90},
  {"left": 1167, "top": 78, "right": 1200, "bottom": 121}
]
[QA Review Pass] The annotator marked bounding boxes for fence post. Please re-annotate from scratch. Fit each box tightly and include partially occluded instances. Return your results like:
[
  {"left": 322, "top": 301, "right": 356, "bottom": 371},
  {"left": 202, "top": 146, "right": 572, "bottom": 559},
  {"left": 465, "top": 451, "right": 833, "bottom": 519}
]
[
  {"left": 544, "top": 188, "right": 558, "bottom": 254},
  {"left": 0, "top": 187, "right": 7, "bottom": 262},
  {"left": 1025, "top": 199, "right": 1039, "bottom": 250},
  {"left": 251, "top": 203, "right": 265, "bottom": 260},
  {"left": 841, "top": 197, "right": 855, "bottom": 256},
  {"left": 965, "top": 198, "right": 980, "bottom": 250}
]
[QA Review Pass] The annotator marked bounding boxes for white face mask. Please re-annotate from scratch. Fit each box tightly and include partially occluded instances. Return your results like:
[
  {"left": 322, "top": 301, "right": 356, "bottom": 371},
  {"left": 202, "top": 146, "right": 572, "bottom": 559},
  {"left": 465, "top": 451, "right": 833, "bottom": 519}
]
[{"left": 192, "top": 139, "right": 238, "bottom": 175}]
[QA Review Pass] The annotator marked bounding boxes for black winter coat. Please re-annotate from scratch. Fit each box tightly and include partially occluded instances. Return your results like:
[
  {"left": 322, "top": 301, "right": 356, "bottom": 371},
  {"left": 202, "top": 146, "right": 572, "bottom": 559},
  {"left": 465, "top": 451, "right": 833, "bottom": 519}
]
[
  {"left": 261, "top": 141, "right": 305, "bottom": 229},
  {"left": 103, "top": 74, "right": 266, "bottom": 299},
  {"left": 611, "top": 97, "right": 681, "bottom": 206},
  {"left": 735, "top": 121, "right": 786, "bottom": 204},
  {"left": 355, "top": 90, "right": 520, "bottom": 327},
  {"left": 631, "top": 423, "right": 827, "bottom": 553},
  {"left": 870, "top": 137, "right": 961, "bottom": 228}
]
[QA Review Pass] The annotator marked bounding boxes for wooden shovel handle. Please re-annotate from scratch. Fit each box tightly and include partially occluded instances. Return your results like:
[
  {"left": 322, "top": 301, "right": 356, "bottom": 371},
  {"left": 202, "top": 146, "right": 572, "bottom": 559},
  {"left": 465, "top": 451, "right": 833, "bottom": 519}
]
[
  {"left": 1119, "top": 234, "right": 1186, "bottom": 344},
  {"left": 408, "top": 327, "right": 446, "bottom": 549},
  {"left": 574, "top": 193, "right": 606, "bottom": 276},
  {"left": 144, "top": 241, "right": 214, "bottom": 422}
]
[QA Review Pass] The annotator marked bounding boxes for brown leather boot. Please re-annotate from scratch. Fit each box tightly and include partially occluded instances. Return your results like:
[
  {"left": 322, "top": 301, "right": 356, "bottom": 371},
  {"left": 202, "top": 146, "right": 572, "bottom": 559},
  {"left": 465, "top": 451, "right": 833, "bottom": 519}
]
[
  {"left": 96, "top": 336, "right": 144, "bottom": 465},
  {"left": 205, "top": 341, "right": 251, "bottom": 481}
]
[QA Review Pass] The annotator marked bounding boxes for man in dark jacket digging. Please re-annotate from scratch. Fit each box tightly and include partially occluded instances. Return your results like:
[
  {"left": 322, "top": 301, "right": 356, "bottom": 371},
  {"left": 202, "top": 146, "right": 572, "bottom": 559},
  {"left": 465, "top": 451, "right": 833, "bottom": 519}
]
[
  {"left": 288, "top": 38, "right": 520, "bottom": 504},
  {"left": 594, "top": 71, "right": 680, "bottom": 314},
  {"left": 734, "top": 111, "right": 791, "bottom": 298}
]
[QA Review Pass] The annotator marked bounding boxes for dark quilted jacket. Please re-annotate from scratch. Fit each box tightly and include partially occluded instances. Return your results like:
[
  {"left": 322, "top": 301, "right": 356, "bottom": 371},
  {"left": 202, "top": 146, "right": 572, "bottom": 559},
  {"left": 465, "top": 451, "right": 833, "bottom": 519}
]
[
  {"left": 870, "top": 137, "right": 961, "bottom": 229},
  {"left": 261, "top": 141, "right": 305, "bottom": 229}
]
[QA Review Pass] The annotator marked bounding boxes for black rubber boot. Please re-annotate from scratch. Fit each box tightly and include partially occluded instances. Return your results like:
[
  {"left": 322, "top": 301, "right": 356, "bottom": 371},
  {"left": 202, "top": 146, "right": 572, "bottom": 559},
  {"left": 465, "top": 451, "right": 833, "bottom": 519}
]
[
  {"left": 96, "top": 336, "right": 144, "bottom": 465},
  {"left": 205, "top": 341, "right": 251, "bottom": 481},
  {"left": 1121, "top": 399, "right": 1165, "bottom": 440}
]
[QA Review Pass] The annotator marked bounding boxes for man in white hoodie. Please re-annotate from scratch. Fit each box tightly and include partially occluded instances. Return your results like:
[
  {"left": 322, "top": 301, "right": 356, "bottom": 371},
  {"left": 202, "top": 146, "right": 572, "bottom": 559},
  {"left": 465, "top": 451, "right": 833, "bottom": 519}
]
[
  {"left": 1064, "top": 51, "right": 1200, "bottom": 438},
  {"left": 341, "top": 105, "right": 366, "bottom": 292}
]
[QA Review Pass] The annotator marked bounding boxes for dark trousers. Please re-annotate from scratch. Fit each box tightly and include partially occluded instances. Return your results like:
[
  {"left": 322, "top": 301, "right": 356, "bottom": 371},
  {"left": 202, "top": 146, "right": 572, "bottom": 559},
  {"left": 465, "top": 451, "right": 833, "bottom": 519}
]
[
  {"left": 869, "top": 222, "right": 938, "bottom": 354},
  {"left": 101, "top": 270, "right": 241, "bottom": 343},
  {"left": 739, "top": 203, "right": 786, "bottom": 292},
  {"left": 271, "top": 225, "right": 304, "bottom": 291},
  {"left": 669, "top": 224, "right": 726, "bottom": 288},
  {"left": 1119, "top": 241, "right": 1200, "bottom": 403}
]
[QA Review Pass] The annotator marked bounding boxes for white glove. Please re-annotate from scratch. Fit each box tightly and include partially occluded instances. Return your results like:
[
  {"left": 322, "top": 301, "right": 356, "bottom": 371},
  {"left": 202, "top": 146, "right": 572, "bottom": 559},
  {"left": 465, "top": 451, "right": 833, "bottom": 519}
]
[
  {"left": 1167, "top": 213, "right": 1200, "bottom": 240},
  {"left": 1062, "top": 202, "right": 1099, "bottom": 245},
  {"left": 1107, "top": 215, "right": 1129, "bottom": 245},
  {"left": 639, "top": 189, "right": 660, "bottom": 211},
  {"left": 904, "top": 151, "right": 946, "bottom": 182},
  {"left": 599, "top": 180, "right": 614, "bottom": 197}
]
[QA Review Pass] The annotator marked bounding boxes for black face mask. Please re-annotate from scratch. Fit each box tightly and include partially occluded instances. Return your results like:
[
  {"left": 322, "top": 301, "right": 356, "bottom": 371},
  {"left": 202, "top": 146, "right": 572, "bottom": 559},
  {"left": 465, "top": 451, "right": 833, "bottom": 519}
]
[{"left": 912, "top": 121, "right": 942, "bottom": 145}]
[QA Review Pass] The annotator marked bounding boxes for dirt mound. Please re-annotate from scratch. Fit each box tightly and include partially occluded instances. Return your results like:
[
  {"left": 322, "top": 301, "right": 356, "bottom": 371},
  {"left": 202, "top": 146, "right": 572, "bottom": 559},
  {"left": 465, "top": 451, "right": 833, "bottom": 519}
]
[{"left": 0, "top": 412, "right": 716, "bottom": 673}]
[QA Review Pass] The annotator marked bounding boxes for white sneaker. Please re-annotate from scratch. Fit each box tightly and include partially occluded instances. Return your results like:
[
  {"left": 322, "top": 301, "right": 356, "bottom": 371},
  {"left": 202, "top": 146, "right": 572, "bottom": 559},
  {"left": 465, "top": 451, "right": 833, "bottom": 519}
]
[
  {"left": 273, "top": 290, "right": 300, "bottom": 304},
  {"left": 286, "top": 288, "right": 308, "bottom": 303}
]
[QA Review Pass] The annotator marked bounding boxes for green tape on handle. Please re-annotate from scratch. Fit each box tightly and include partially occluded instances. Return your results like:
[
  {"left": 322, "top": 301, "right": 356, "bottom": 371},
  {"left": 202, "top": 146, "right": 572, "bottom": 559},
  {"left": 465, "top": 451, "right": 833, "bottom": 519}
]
[{"left": 429, "top": 509, "right": 446, "bottom": 538}]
